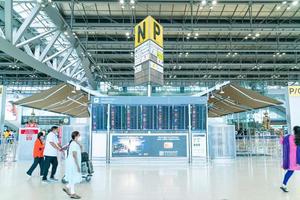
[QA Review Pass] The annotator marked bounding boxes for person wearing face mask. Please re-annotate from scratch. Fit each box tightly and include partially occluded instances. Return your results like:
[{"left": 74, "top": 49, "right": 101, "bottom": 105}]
[
  {"left": 42, "top": 126, "right": 63, "bottom": 183},
  {"left": 63, "top": 131, "right": 82, "bottom": 199},
  {"left": 26, "top": 132, "right": 45, "bottom": 177}
]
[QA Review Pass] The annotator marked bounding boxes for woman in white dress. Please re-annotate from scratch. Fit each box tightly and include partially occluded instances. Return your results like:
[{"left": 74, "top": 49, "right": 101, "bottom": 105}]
[{"left": 63, "top": 131, "right": 82, "bottom": 199}]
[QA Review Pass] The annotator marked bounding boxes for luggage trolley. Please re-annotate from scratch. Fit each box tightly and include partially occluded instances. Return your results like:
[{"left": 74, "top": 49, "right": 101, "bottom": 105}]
[{"left": 62, "top": 152, "right": 94, "bottom": 183}]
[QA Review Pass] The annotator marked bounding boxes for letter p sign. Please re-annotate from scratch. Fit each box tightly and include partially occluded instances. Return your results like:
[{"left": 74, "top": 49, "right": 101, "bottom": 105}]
[
  {"left": 135, "top": 16, "right": 163, "bottom": 48},
  {"left": 288, "top": 86, "right": 300, "bottom": 97}
]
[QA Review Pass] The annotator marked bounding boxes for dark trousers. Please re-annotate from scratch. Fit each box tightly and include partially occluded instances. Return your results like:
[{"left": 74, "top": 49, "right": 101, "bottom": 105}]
[
  {"left": 27, "top": 157, "right": 44, "bottom": 176},
  {"left": 42, "top": 156, "right": 58, "bottom": 180}
]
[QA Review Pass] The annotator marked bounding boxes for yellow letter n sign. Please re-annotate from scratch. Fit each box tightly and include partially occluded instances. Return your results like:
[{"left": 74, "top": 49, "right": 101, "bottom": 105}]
[{"left": 134, "top": 16, "right": 163, "bottom": 48}]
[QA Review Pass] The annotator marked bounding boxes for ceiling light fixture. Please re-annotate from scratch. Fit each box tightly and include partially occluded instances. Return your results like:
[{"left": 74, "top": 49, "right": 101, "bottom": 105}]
[
  {"left": 212, "top": 0, "right": 217, "bottom": 5},
  {"left": 292, "top": 0, "right": 299, "bottom": 6},
  {"left": 220, "top": 87, "right": 224, "bottom": 94},
  {"left": 201, "top": 0, "right": 207, "bottom": 6}
]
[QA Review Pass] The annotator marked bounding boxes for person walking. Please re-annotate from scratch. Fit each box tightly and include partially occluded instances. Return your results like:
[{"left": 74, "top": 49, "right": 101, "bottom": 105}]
[
  {"left": 63, "top": 131, "right": 82, "bottom": 199},
  {"left": 280, "top": 126, "right": 300, "bottom": 192},
  {"left": 42, "top": 126, "right": 62, "bottom": 183},
  {"left": 26, "top": 132, "right": 45, "bottom": 177}
]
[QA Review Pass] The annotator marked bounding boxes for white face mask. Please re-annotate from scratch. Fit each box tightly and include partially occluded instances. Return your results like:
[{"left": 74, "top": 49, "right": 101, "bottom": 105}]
[{"left": 77, "top": 136, "right": 82, "bottom": 142}]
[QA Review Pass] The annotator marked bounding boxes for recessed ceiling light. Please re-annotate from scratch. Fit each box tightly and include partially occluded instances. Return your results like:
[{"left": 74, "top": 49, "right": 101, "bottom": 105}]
[
  {"left": 212, "top": 0, "right": 217, "bottom": 5},
  {"left": 292, "top": 0, "right": 299, "bottom": 6},
  {"left": 201, "top": 0, "right": 207, "bottom": 6}
]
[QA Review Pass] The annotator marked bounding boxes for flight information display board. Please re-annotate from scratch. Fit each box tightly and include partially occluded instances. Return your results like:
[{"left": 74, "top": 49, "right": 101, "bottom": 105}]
[{"left": 91, "top": 96, "right": 207, "bottom": 132}]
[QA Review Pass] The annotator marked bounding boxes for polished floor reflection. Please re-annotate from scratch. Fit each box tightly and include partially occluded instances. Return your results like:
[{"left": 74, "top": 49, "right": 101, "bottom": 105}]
[{"left": 0, "top": 157, "right": 299, "bottom": 200}]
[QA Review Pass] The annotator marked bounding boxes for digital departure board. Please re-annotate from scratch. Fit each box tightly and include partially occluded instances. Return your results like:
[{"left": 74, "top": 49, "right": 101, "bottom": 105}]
[{"left": 92, "top": 104, "right": 206, "bottom": 131}]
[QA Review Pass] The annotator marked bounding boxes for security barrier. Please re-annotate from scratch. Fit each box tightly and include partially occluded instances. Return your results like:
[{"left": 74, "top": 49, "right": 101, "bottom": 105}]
[{"left": 236, "top": 135, "right": 281, "bottom": 157}]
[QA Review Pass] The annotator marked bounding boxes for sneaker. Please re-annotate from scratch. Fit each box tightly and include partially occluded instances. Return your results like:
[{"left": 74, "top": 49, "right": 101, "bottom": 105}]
[
  {"left": 49, "top": 178, "right": 59, "bottom": 182},
  {"left": 63, "top": 187, "right": 71, "bottom": 196},
  {"left": 70, "top": 194, "right": 81, "bottom": 199},
  {"left": 280, "top": 186, "right": 289, "bottom": 193},
  {"left": 42, "top": 179, "right": 50, "bottom": 184},
  {"left": 26, "top": 172, "right": 31, "bottom": 178}
]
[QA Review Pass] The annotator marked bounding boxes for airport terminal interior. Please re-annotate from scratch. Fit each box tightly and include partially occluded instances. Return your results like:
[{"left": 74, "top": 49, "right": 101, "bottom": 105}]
[{"left": 0, "top": 0, "right": 300, "bottom": 199}]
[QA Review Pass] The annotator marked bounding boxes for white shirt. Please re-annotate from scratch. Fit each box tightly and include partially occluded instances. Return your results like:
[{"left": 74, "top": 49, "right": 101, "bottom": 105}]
[{"left": 44, "top": 131, "right": 59, "bottom": 157}]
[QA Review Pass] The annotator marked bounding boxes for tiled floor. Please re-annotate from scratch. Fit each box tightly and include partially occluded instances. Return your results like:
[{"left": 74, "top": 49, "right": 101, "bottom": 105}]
[{"left": 0, "top": 157, "right": 299, "bottom": 200}]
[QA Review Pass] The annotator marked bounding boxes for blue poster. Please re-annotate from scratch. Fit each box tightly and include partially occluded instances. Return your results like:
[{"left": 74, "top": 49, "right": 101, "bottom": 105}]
[{"left": 111, "top": 135, "right": 187, "bottom": 157}]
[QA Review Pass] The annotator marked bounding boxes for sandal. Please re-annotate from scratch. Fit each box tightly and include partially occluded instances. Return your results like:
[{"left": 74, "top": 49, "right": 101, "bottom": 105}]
[
  {"left": 70, "top": 194, "right": 81, "bottom": 199},
  {"left": 63, "top": 187, "right": 71, "bottom": 196}
]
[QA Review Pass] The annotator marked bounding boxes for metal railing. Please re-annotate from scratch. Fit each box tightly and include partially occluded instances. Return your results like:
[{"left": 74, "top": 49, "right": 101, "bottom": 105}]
[
  {"left": 236, "top": 134, "right": 281, "bottom": 157},
  {"left": 0, "top": 137, "right": 17, "bottom": 162}
]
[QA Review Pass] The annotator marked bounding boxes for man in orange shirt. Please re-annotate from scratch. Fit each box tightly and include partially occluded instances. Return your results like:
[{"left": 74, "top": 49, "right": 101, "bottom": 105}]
[{"left": 26, "top": 132, "right": 45, "bottom": 177}]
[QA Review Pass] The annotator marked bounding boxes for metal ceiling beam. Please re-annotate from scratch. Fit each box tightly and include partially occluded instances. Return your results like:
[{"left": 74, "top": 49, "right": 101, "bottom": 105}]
[
  {"left": 42, "top": 46, "right": 70, "bottom": 63},
  {"left": 103, "top": 70, "right": 300, "bottom": 76},
  {"left": 70, "top": 22, "right": 300, "bottom": 31},
  {"left": 52, "top": 0, "right": 293, "bottom": 3},
  {"left": 90, "top": 53, "right": 298, "bottom": 59},
  {"left": 81, "top": 40, "right": 298, "bottom": 47},
  {"left": 0, "top": 37, "right": 77, "bottom": 82},
  {"left": 13, "top": 5, "right": 41, "bottom": 45},
  {"left": 57, "top": 48, "right": 73, "bottom": 70},
  {"left": 88, "top": 49, "right": 300, "bottom": 53},
  {"left": 81, "top": 57, "right": 97, "bottom": 89},
  {"left": 96, "top": 63, "right": 299, "bottom": 69},
  {"left": 4, "top": 0, "right": 12, "bottom": 41},
  {"left": 16, "top": 29, "right": 57, "bottom": 48},
  {"left": 42, "top": 4, "right": 97, "bottom": 89},
  {"left": 0, "top": 70, "right": 39, "bottom": 75},
  {"left": 39, "top": 31, "right": 61, "bottom": 61}
]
